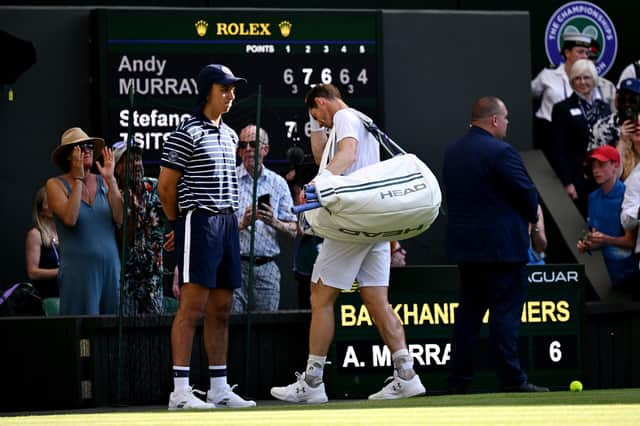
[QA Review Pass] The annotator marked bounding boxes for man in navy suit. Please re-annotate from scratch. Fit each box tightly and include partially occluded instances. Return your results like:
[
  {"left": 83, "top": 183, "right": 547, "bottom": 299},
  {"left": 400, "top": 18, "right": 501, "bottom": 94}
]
[{"left": 443, "top": 96, "right": 549, "bottom": 393}]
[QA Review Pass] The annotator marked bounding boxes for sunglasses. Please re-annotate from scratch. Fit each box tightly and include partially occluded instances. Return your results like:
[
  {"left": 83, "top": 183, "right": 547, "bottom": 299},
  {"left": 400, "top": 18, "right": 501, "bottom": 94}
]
[
  {"left": 238, "top": 141, "right": 263, "bottom": 149},
  {"left": 77, "top": 142, "right": 95, "bottom": 151}
]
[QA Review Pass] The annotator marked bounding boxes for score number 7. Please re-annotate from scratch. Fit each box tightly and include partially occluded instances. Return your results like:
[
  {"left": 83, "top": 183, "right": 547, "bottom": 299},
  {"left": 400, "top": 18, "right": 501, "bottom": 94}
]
[
  {"left": 302, "top": 68, "right": 331, "bottom": 85},
  {"left": 282, "top": 68, "right": 333, "bottom": 87},
  {"left": 284, "top": 121, "right": 297, "bottom": 138}
]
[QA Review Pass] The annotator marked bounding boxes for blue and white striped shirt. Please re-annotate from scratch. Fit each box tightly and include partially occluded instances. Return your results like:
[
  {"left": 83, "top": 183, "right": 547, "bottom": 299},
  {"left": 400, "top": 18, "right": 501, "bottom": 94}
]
[{"left": 161, "top": 113, "right": 239, "bottom": 214}]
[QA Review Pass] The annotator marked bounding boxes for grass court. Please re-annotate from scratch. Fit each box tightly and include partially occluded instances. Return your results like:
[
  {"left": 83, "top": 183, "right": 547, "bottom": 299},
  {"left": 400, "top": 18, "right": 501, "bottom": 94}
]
[{"left": 2, "top": 388, "right": 639, "bottom": 425}]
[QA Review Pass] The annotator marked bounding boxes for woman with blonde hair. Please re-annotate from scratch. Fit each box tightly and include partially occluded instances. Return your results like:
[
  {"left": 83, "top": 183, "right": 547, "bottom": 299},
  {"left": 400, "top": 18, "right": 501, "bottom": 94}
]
[
  {"left": 25, "top": 187, "right": 60, "bottom": 298},
  {"left": 619, "top": 115, "right": 640, "bottom": 181}
]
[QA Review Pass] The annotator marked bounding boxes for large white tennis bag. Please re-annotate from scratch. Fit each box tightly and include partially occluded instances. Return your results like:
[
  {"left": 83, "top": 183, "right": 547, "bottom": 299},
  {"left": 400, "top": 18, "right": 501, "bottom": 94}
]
[{"left": 302, "top": 114, "right": 441, "bottom": 243}]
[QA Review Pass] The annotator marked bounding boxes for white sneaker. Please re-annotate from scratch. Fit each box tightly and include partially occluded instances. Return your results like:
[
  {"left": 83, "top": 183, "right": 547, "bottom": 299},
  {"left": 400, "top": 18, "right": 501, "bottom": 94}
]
[
  {"left": 270, "top": 372, "right": 328, "bottom": 404},
  {"left": 207, "top": 384, "right": 256, "bottom": 408},
  {"left": 168, "top": 386, "right": 216, "bottom": 410},
  {"left": 368, "top": 373, "right": 426, "bottom": 400}
]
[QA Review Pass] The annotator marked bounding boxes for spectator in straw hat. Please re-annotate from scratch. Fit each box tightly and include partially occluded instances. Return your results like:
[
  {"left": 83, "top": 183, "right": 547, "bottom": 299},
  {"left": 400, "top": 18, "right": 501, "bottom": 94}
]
[{"left": 45, "top": 127, "right": 123, "bottom": 315}]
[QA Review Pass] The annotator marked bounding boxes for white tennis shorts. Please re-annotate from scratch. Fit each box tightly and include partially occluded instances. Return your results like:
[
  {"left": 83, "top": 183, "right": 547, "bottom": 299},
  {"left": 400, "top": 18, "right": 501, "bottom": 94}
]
[{"left": 311, "top": 239, "right": 390, "bottom": 290}]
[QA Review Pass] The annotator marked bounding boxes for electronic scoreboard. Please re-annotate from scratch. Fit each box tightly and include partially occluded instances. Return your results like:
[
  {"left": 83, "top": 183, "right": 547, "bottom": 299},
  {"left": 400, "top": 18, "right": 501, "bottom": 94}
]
[
  {"left": 330, "top": 265, "right": 584, "bottom": 395},
  {"left": 91, "top": 9, "right": 380, "bottom": 174}
]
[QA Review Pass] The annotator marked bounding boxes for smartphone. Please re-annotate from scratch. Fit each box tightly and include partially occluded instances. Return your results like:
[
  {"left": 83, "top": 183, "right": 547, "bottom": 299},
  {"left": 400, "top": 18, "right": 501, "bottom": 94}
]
[
  {"left": 579, "top": 229, "right": 592, "bottom": 255},
  {"left": 257, "top": 194, "right": 271, "bottom": 210}
]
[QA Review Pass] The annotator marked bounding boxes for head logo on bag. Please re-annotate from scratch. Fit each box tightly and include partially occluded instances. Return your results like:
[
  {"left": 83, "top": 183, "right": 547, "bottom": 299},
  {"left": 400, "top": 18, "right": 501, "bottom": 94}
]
[
  {"left": 380, "top": 182, "right": 427, "bottom": 199},
  {"left": 302, "top": 111, "right": 441, "bottom": 243}
]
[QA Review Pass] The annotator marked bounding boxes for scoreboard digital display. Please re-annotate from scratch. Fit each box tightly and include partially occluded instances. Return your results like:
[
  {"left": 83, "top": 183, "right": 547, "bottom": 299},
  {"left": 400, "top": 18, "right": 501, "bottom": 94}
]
[
  {"left": 92, "top": 9, "right": 380, "bottom": 173},
  {"left": 330, "top": 265, "right": 584, "bottom": 396}
]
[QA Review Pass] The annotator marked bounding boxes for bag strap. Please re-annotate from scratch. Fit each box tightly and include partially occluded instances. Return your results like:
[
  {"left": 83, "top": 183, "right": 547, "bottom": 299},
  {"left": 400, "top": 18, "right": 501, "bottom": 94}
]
[
  {"left": 0, "top": 283, "right": 20, "bottom": 306},
  {"left": 634, "top": 60, "right": 640, "bottom": 79},
  {"left": 318, "top": 127, "right": 337, "bottom": 170},
  {"left": 346, "top": 108, "right": 406, "bottom": 156},
  {"left": 317, "top": 109, "right": 406, "bottom": 170}
]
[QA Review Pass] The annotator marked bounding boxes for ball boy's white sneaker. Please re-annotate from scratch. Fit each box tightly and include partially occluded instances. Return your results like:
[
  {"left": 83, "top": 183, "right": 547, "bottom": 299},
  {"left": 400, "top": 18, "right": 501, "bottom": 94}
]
[
  {"left": 168, "top": 386, "right": 216, "bottom": 410},
  {"left": 207, "top": 384, "right": 256, "bottom": 408}
]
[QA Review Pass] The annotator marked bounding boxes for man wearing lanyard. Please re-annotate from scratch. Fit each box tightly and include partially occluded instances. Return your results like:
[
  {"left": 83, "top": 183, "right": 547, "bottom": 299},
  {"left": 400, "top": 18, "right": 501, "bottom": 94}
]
[{"left": 159, "top": 64, "right": 255, "bottom": 410}]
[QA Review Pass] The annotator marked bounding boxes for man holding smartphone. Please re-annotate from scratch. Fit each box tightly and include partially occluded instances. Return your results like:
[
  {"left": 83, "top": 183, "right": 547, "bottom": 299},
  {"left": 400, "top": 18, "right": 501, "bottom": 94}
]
[{"left": 234, "top": 124, "right": 298, "bottom": 313}]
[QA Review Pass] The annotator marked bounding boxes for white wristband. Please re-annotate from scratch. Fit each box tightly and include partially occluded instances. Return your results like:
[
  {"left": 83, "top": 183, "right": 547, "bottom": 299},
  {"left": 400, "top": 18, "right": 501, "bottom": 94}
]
[{"left": 309, "top": 112, "right": 325, "bottom": 132}]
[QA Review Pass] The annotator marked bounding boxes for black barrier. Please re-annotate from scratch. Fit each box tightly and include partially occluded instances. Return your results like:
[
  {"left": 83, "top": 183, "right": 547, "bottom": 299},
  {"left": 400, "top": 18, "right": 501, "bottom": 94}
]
[
  {"left": 0, "top": 317, "right": 87, "bottom": 412},
  {"left": 329, "top": 265, "right": 584, "bottom": 396},
  {"left": 4, "top": 275, "right": 640, "bottom": 412},
  {"left": 0, "top": 312, "right": 311, "bottom": 411}
]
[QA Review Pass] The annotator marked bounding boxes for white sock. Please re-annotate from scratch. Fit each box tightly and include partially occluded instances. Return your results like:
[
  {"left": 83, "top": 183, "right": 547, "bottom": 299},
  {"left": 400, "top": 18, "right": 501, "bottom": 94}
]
[
  {"left": 305, "top": 354, "right": 326, "bottom": 386},
  {"left": 392, "top": 348, "right": 415, "bottom": 380},
  {"left": 173, "top": 366, "right": 190, "bottom": 392},
  {"left": 209, "top": 365, "right": 228, "bottom": 395}
]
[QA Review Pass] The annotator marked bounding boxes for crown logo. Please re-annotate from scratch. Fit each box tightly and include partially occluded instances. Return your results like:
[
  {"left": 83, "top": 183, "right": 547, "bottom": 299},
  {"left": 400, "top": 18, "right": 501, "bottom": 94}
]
[
  {"left": 195, "top": 20, "right": 208, "bottom": 37},
  {"left": 279, "top": 20, "right": 292, "bottom": 38}
]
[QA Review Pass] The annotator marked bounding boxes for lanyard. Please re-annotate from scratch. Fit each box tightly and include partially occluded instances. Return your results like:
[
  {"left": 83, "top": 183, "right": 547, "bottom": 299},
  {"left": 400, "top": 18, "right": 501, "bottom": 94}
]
[
  {"left": 51, "top": 238, "right": 61, "bottom": 267},
  {"left": 577, "top": 97, "right": 598, "bottom": 132},
  {"left": 562, "top": 78, "right": 569, "bottom": 99}
]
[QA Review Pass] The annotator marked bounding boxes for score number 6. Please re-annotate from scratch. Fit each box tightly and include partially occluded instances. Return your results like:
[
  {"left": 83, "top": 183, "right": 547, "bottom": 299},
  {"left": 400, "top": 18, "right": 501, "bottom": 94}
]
[
  {"left": 283, "top": 69, "right": 298, "bottom": 94},
  {"left": 549, "top": 340, "right": 562, "bottom": 362}
]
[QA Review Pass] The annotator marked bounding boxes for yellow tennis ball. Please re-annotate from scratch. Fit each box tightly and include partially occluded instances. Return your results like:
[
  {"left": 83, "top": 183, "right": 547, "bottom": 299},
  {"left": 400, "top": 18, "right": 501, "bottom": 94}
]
[{"left": 569, "top": 380, "right": 583, "bottom": 392}]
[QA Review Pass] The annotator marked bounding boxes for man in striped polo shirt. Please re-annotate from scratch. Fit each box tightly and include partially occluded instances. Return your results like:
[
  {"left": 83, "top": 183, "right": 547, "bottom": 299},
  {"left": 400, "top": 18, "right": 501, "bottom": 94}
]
[{"left": 158, "top": 64, "right": 255, "bottom": 410}]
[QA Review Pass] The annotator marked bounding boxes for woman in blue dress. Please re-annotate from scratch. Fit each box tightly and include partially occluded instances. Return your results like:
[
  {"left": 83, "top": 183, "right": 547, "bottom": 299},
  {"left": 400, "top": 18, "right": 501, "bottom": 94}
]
[{"left": 45, "top": 127, "right": 123, "bottom": 315}]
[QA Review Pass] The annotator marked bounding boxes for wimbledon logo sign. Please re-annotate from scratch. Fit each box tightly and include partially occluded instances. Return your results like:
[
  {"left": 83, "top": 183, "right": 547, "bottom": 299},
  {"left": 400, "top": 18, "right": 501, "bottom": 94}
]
[{"left": 544, "top": 1, "right": 617, "bottom": 76}]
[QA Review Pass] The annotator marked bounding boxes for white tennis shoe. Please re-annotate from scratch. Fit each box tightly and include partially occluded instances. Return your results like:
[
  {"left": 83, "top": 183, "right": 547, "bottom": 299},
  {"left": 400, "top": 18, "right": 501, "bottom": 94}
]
[
  {"left": 270, "top": 372, "right": 328, "bottom": 404},
  {"left": 168, "top": 386, "right": 216, "bottom": 410},
  {"left": 207, "top": 384, "right": 256, "bottom": 408},
  {"left": 368, "top": 372, "right": 426, "bottom": 400}
]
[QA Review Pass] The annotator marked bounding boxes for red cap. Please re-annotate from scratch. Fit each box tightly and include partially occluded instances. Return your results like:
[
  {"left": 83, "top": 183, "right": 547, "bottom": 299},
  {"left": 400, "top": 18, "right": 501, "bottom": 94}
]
[{"left": 590, "top": 145, "right": 620, "bottom": 164}]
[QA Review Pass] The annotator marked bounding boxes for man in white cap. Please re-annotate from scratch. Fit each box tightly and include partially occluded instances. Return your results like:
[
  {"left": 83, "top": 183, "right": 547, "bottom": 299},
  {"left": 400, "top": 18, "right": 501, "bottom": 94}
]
[
  {"left": 532, "top": 32, "right": 616, "bottom": 154},
  {"left": 233, "top": 124, "right": 297, "bottom": 313}
]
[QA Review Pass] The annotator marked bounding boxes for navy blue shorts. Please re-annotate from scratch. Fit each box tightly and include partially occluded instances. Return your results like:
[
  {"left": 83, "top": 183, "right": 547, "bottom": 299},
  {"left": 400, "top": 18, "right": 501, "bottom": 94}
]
[{"left": 175, "top": 210, "right": 241, "bottom": 289}]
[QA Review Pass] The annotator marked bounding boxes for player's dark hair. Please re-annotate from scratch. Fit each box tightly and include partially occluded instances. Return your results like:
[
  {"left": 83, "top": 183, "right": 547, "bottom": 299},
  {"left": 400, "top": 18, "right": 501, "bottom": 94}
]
[{"left": 305, "top": 84, "right": 342, "bottom": 108}]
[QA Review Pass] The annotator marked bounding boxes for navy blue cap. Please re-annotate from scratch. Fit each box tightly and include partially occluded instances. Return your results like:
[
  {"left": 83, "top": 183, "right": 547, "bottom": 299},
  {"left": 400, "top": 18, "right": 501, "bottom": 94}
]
[
  {"left": 196, "top": 64, "right": 246, "bottom": 107},
  {"left": 620, "top": 78, "right": 640, "bottom": 95}
]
